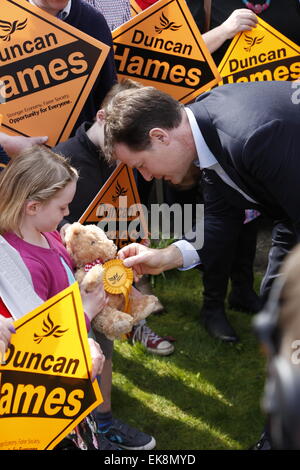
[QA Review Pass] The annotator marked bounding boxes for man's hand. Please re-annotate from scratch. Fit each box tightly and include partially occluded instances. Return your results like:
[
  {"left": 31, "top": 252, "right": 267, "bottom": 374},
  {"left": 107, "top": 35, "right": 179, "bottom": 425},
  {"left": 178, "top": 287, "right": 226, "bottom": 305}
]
[
  {"left": 0, "top": 133, "right": 48, "bottom": 158},
  {"left": 117, "top": 243, "right": 183, "bottom": 279}
]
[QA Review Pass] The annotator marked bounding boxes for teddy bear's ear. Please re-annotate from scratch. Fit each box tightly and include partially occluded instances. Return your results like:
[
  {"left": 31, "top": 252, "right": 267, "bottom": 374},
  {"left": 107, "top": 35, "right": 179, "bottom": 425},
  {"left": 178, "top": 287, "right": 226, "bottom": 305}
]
[
  {"left": 64, "top": 222, "right": 82, "bottom": 247},
  {"left": 71, "top": 222, "right": 82, "bottom": 236}
]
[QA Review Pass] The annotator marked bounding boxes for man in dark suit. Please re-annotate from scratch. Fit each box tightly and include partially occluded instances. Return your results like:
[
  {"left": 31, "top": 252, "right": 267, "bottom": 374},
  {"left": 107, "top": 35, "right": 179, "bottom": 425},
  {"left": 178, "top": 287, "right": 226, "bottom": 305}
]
[{"left": 103, "top": 80, "right": 300, "bottom": 341}]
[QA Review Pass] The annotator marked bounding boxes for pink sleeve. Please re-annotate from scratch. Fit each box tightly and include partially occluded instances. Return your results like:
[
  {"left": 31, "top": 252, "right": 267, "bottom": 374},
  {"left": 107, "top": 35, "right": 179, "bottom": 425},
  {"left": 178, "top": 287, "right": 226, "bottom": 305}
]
[{"left": 84, "top": 314, "right": 91, "bottom": 332}]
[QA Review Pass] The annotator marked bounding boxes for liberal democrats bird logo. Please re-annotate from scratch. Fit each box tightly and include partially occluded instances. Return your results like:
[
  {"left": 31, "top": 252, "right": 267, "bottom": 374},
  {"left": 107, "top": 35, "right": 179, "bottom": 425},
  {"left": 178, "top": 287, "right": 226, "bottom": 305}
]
[
  {"left": 34, "top": 313, "right": 68, "bottom": 344},
  {"left": 154, "top": 12, "right": 182, "bottom": 34},
  {"left": 108, "top": 272, "right": 124, "bottom": 285},
  {"left": 0, "top": 18, "right": 28, "bottom": 42},
  {"left": 244, "top": 34, "right": 264, "bottom": 53},
  {"left": 112, "top": 180, "right": 128, "bottom": 203}
]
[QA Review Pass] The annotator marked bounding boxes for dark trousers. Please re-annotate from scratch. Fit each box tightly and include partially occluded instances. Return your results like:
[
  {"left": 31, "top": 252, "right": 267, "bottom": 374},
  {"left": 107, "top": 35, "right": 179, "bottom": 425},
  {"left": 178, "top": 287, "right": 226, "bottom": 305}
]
[
  {"left": 200, "top": 209, "right": 259, "bottom": 308},
  {"left": 199, "top": 174, "right": 259, "bottom": 308},
  {"left": 260, "top": 220, "right": 298, "bottom": 303}
]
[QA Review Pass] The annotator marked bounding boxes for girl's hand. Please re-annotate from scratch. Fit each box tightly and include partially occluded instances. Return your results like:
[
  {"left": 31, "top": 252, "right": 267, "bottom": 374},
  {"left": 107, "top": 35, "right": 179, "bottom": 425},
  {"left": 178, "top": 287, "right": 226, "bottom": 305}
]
[
  {"left": 0, "top": 317, "right": 16, "bottom": 363},
  {"left": 81, "top": 284, "right": 108, "bottom": 322},
  {"left": 88, "top": 338, "right": 105, "bottom": 381}
]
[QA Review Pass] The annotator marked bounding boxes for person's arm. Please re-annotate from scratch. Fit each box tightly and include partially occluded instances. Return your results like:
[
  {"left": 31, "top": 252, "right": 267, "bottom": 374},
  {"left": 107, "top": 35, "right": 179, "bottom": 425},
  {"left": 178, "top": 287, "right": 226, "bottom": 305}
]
[
  {"left": 118, "top": 243, "right": 184, "bottom": 278},
  {"left": 0, "top": 316, "right": 15, "bottom": 361},
  {"left": 203, "top": 8, "right": 258, "bottom": 53},
  {"left": 0, "top": 133, "right": 48, "bottom": 158},
  {"left": 88, "top": 337, "right": 105, "bottom": 381},
  {"left": 173, "top": 240, "right": 201, "bottom": 270}
]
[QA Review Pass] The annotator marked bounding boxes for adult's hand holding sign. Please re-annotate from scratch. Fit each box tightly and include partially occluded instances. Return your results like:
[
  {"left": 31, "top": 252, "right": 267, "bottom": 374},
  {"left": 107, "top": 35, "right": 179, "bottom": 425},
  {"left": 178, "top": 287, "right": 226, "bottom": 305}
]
[
  {"left": 113, "top": 0, "right": 221, "bottom": 103},
  {"left": 218, "top": 17, "right": 300, "bottom": 84}
]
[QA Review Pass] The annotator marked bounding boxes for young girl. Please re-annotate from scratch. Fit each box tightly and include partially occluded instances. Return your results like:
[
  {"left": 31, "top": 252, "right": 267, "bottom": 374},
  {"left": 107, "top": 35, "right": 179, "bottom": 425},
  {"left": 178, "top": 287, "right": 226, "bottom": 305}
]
[{"left": 0, "top": 145, "right": 107, "bottom": 449}]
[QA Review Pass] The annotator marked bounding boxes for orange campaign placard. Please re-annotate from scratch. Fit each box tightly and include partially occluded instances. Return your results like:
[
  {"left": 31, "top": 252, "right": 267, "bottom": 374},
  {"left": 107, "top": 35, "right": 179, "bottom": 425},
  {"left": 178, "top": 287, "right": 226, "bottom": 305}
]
[
  {"left": 130, "top": 0, "right": 142, "bottom": 17},
  {"left": 113, "top": 0, "right": 221, "bottom": 103},
  {"left": 0, "top": 0, "right": 110, "bottom": 147},
  {"left": 0, "top": 283, "right": 103, "bottom": 450},
  {"left": 218, "top": 17, "right": 300, "bottom": 85},
  {"left": 0, "top": 114, "right": 6, "bottom": 170},
  {"left": 79, "top": 163, "right": 148, "bottom": 249}
]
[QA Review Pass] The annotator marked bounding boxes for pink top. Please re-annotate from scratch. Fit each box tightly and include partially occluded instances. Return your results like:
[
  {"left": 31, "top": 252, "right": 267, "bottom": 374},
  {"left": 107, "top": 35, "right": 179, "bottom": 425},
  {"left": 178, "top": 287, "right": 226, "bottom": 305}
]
[
  {"left": 3, "top": 231, "right": 75, "bottom": 302},
  {"left": 3, "top": 231, "right": 91, "bottom": 330}
]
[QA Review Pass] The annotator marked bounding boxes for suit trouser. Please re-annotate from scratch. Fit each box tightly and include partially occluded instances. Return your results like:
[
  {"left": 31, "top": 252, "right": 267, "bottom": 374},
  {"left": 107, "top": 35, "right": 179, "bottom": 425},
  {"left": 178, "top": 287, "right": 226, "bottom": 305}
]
[
  {"left": 200, "top": 212, "right": 259, "bottom": 308},
  {"left": 260, "top": 220, "right": 298, "bottom": 304},
  {"left": 199, "top": 178, "right": 258, "bottom": 308}
]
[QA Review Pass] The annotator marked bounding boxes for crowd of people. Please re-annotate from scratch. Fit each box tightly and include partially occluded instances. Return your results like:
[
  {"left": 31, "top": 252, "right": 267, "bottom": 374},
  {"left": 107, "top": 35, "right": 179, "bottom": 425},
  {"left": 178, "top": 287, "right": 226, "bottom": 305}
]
[{"left": 0, "top": 0, "right": 300, "bottom": 451}]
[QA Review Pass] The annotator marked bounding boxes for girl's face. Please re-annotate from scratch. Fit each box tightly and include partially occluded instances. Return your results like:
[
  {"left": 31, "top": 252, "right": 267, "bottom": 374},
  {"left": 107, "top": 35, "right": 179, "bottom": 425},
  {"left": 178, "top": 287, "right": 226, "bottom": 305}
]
[{"left": 31, "top": 180, "right": 77, "bottom": 233}]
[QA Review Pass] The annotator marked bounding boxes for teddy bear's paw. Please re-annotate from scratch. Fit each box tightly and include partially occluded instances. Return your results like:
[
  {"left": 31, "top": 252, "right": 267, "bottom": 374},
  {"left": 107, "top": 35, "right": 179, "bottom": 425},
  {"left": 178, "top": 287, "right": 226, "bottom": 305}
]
[
  {"left": 81, "top": 265, "right": 104, "bottom": 292},
  {"left": 92, "top": 308, "right": 134, "bottom": 340},
  {"left": 130, "top": 294, "right": 159, "bottom": 324}
]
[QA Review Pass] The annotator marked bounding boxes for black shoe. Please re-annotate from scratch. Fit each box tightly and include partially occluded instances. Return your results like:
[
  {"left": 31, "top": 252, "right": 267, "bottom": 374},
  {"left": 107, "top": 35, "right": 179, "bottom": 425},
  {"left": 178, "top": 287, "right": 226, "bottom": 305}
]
[
  {"left": 250, "top": 431, "right": 272, "bottom": 450},
  {"left": 201, "top": 306, "right": 239, "bottom": 343},
  {"left": 228, "top": 289, "right": 262, "bottom": 314}
]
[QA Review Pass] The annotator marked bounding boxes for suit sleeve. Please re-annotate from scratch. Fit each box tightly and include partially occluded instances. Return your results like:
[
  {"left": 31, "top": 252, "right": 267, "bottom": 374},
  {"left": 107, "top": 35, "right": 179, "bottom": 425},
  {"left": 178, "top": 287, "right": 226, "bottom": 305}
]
[{"left": 242, "top": 119, "right": 300, "bottom": 226}]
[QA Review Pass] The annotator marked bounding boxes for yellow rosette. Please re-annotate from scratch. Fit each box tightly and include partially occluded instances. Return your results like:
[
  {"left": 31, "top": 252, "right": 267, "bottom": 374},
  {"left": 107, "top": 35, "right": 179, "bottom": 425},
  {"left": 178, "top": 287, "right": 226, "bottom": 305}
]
[{"left": 103, "top": 259, "right": 133, "bottom": 313}]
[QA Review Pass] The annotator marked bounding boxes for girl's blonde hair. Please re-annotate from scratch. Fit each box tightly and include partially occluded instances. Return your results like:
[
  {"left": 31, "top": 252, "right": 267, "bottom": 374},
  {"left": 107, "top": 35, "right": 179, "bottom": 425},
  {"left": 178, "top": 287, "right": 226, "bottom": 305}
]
[{"left": 0, "top": 145, "right": 78, "bottom": 234}]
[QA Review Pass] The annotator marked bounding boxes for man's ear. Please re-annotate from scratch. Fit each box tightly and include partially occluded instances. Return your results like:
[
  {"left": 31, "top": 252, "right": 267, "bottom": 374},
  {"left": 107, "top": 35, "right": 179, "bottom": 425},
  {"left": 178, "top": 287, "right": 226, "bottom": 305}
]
[
  {"left": 24, "top": 200, "right": 41, "bottom": 216},
  {"left": 96, "top": 109, "right": 105, "bottom": 123},
  {"left": 149, "top": 128, "right": 170, "bottom": 145}
]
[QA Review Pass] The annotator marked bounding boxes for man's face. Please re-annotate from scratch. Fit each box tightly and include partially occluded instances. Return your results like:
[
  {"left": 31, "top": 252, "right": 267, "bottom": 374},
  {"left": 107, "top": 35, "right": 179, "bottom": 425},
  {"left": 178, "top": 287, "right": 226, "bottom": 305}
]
[
  {"left": 114, "top": 135, "right": 193, "bottom": 186},
  {"left": 31, "top": 0, "right": 69, "bottom": 15}
]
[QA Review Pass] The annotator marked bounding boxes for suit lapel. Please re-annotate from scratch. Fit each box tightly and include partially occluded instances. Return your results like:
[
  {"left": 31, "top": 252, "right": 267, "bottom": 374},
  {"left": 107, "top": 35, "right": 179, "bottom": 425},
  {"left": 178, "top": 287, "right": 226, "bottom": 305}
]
[
  {"left": 202, "top": 168, "right": 260, "bottom": 210},
  {"left": 188, "top": 102, "right": 258, "bottom": 203}
]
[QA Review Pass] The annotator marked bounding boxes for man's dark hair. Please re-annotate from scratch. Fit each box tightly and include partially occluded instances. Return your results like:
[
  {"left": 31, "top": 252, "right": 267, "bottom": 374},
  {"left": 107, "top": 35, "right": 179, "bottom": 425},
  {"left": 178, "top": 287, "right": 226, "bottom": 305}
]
[{"left": 103, "top": 85, "right": 183, "bottom": 161}]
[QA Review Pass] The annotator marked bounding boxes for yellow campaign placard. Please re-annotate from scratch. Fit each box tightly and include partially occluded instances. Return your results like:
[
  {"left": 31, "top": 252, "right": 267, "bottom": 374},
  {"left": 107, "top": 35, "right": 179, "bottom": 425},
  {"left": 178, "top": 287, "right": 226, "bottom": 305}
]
[
  {"left": 79, "top": 163, "right": 148, "bottom": 249},
  {"left": 113, "top": 0, "right": 221, "bottom": 103},
  {"left": 130, "top": 0, "right": 142, "bottom": 17},
  {"left": 218, "top": 17, "right": 300, "bottom": 85},
  {"left": 0, "top": 283, "right": 103, "bottom": 450},
  {"left": 0, "top": 0, "right": 110, "bottom": 147}
]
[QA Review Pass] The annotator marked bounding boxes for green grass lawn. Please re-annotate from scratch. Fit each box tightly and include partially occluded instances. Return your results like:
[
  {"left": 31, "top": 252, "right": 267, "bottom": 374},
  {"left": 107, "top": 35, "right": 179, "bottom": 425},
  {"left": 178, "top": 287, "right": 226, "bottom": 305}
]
[{"left": 112, "top": 269, "right": 266, "bottom": 450}]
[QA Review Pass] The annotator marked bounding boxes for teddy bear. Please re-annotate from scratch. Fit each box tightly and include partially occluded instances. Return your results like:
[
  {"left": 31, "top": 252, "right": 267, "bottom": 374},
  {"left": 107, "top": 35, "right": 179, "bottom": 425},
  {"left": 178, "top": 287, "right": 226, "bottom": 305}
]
[{"left": 64, "top": 222, "right": 159, "bottom": 340}]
